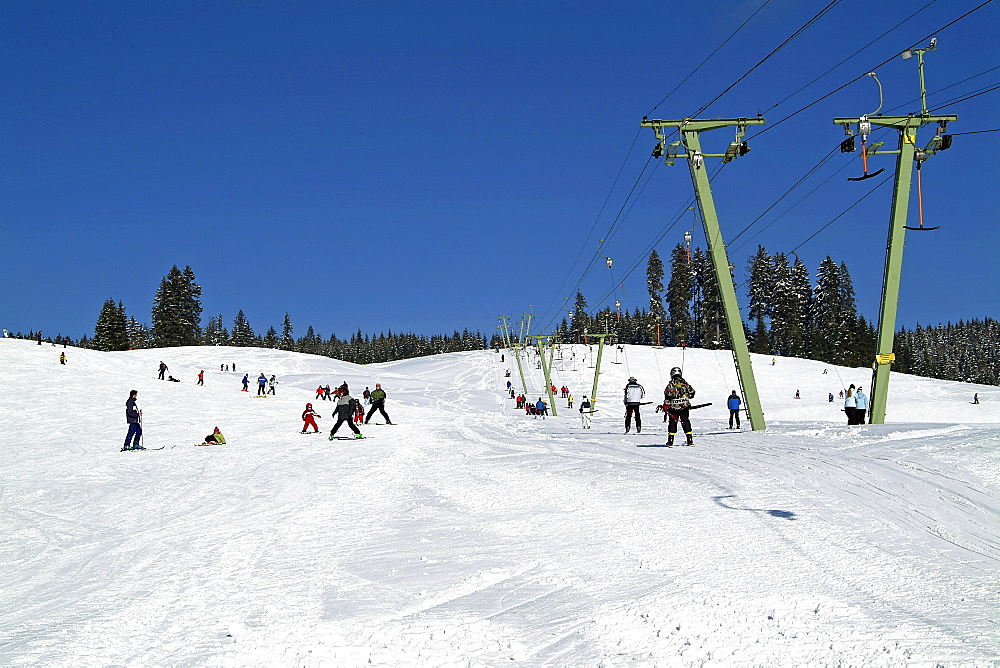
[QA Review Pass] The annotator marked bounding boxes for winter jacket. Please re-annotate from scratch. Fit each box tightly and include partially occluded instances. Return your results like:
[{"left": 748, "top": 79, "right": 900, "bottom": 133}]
[
  {"left": 334, "top": 393, "right": 357, "bottom": 418},
  {"left": 664, "top": 377, "right": 696, "bottom": 410},
  {"left": 624, "top": 381, "right": 645, "bottom": 405},
  {"left": 369, "top": 388, "right": 387, "bottom": 404},
  {"left": 844, "top": 393, "right": 856, "bottom": 409},
  {"left": 854, "top": 391, "right": 868, "bottom": 410},
  {"left": 580, "top": 399, "right": 592, "bottom": 412},
  {"left": 258, "top": 374, "right": 267, "bottom": 386},
  {"left": 727, "top": 393, "right": 741, "bottom": 411},
  {"left": 125, "top": 397, "right": 140, "bottom": 424}
]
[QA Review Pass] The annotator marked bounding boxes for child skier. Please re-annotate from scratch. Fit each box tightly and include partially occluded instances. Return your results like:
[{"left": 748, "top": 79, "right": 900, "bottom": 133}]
[{"left": 301, "top": 403, "right": 320, "bottom": 433}]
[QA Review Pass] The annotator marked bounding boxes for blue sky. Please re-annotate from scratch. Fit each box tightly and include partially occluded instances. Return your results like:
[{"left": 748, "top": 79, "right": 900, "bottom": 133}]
[{"left": 2, "top": 0, "right": 997, "bottom": 343}]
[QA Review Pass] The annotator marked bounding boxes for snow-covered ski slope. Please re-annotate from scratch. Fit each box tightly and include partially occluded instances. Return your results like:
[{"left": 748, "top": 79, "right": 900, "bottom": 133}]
[{"left": 1, "top": 337, "right": 998, "bottom": 666}]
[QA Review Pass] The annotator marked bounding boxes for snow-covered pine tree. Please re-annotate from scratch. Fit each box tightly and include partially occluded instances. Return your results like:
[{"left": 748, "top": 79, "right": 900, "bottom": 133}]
[
  {"left": 746, "top": 245, "right": 773, "bottom": 355},
  {"left": 666, "top": 243, "right": 692, "bottom": 346},
  {"left": 811, "top": 257, "right": 842, "bottom": 364},
  {"left": 150, "top": 265, "right": 203, "bottom": 347},
  {"left": 280, "top": 313, "right": 294, "bottom": 350},
  {"left": 263, "top": 326, "right": 278, "bottom": 348},
  {"left": 646, "top": 249, "right": 666, "bottom": 345},
  {"left": 230, "top": 310, "right": 255, "bottom": 347},
  {"left": 570, "top": 292, "right": 590, "bottom": 344},
  {"left": 126, "top": 316, "right": 149, "bottom": 350},
  {"left": 93, "top": 299, "right": 130, "bottom": 351},
  {"left": 202, "top": 315, "right": 229, "bottom": 346},
  {"left": 692, "top": 249, "right": 727, "bottom": 349}
]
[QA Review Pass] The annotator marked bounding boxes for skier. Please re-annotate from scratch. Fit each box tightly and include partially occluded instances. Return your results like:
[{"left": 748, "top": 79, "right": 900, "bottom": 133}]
[
  {"left": 664, "top": 367, "right": 696, "bottom": 446},
  {"left": 122, "top": 390, "right": 144, "bottom": 450},
  {"left": 854, "top": 386, "right": 869, "bottom": 424},
  {"left": 567, "top": 394, "right": 574, "bottom": 409},
  {"left": 257, "top": 372, "right": 267, "bottom": 397},
  {"left": 727, "top": 390, "right": 742, "bottom": 429},
  {"left": 324, "top": 384, "right": 332, "bottom": 401},
  {"left": 158, "top": 361, "right": 167, "bottom": 380},
  {"left": 301, "top": 403, "right": 320, "bottom": 433},
  {"left": 202, "top": 427, "right": 226, "bottom": 445},
  {"left": 579, "top": 396, "right": 592, "bottom": 429},
  {"left": 363, "top": 387, "right": 371, "bottom": 404},
  {"left": 241, "top": 374, "right": 250, "bottom": 392},
  {"left": 506, "top": 380, "right": 512, "bottom": 391},
  {"left": 795, "top": 389, "right": 800, "bottom": 399},
  {"left": 844, "top": 385, "right": 857, "bottom": 425},
  {"left": 267, "top": 375, "right": 277, "bottom": 395},
  {"left": 329, "top": 384, "right": 363, "bottom": 439},
  {"left": 59, "top": 352, "right": 66, "bottom": 365},
  {"left": 197, "top": 370, "right": 204, "bottom": 386},
  {"left": 353, "top": 398, "right": 365, "bottom": 425},
  {"left": 828, "top": 392, "right": 834, "bottom": 402},
  {"left": 973, "top": 393, "right": 979, "bottom": 404},
  {"left": 535, "top": 397, "right": 547, "bottom": 419},
  {"left": 623, "top": 376, "right": 644, "bottom": 434},
  {"left": 364, "top": 383, "right": 393, "bottom": 425},
  {"left": 316, "top": 385, "right": 325, "bottom": 400}
]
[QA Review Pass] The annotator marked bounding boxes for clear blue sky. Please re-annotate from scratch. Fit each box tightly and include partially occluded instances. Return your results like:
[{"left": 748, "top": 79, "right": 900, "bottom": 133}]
[{"left": 2, "top": 0, "right": 997, "bottom": 342}]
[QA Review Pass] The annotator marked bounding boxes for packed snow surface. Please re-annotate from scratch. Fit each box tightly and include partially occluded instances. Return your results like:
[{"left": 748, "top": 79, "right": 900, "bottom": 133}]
[{"left": 1, "top": 338, "right": 998, "bottom": 665}]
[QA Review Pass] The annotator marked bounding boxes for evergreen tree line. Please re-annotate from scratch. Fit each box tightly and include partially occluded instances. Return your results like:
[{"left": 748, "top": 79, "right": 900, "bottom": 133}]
[
  {"left": 893, "top": 319, "right": 1000, "bottom": 385},
  {"left": 81, "top": 265, "right": 487, "bottom": 363},
  {"left": 555, "top": 245, "right": 877, "bottom": 368}
]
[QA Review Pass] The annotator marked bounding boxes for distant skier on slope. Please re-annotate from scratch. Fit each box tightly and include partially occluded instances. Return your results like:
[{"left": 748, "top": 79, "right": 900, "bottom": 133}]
[
  {"left": 727, "top": 390, "right": 742, "bottom": 430},
  {"left": 854, "top": 386, "right": 868, "bottom": 425},
  {"left": 267, "top": 375, "right": 276, "bottom": 395},
  {"left": 664, "top": 367, "right": 696, "bottom": 446},
  {"left": 241, "top": 374, "right": 250, "bottom": 392},
  {"left": 257, "top": 373, "right": 267, "bottom": 397},
  {"left": 624, "top": 376, "right": 644, "bottom": 434},
  {"left": 330, "top": 384, "right": 363, "bottom": 439},
  {"left": 580, "top": 396, "right": 593, "bottom": 429},
  {"left": 301, "top": 403, "right": 320, "bottom": 433},
  {"left": 158, "top": 361, "right": 167, "bottom": 380}
]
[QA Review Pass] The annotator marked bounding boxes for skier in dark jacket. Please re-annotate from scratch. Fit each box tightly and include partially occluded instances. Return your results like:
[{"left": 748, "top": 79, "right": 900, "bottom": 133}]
[
  {"left": 257, "top": 373, "right": 267, "bottom": 396},
  {"left": 241, "top": 374, "right": 250, "bottom": 392},
  {"left": 329, "top": 384, "right": 363, "bottom": 439},
  {"left": 122, "top": 390, "right": 144, "bottom": 450},
  {"left": 623, "top": 377, "right": 645, "bottom": 434},
  {"left": 158, "top": 362, "right": 167, "bottom": 380},
  {"left": 364, "top": 383, "right": 393, "bottom": 424},
  {"left": 664, "top": 367, "right": 696, "bottom": 446},
  {"left": 727, "top": 390, "right": 742, "bottom": 429}
]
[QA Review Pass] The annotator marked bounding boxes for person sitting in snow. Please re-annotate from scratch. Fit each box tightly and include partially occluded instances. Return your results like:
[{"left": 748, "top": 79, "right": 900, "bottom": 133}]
[{"left": 202, "top": 427, "right": 226, "bottom": 445}]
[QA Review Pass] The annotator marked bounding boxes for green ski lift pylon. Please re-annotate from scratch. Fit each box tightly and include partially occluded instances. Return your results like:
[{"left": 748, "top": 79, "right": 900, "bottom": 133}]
[
  {"left": 641, "top": 115, "right": 767, "bottom": 431},
  {"left": 498, "top": 314, "right": 530, "bottom": 404},
  {"left": 526, "top": 334, "right": 558, "bottom": 417},
  {"left": 833, "top": 38, "right": 956, "bottom": 424}
]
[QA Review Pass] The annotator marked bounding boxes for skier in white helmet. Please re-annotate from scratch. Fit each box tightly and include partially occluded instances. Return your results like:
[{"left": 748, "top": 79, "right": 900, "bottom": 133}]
[{"left": 663, "top": 367, "right": 696, "bottom": 446}]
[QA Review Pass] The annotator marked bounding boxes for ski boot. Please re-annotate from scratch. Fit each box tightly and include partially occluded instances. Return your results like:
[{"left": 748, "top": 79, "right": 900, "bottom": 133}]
[
  {"left": 685, "top": 432, "right": 694, "bottom": 446},
  {"left": 354, "top": 433, "right": 364, "bottom": 439},
  {"left": 666, "top": 434, "right": 675, "bottom": 448}
]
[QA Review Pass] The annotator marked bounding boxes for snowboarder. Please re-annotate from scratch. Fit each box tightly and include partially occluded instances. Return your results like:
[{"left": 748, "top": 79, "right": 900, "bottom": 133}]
[
  {"left": 122, "top": 390, "right": 143, "bottom": 450},
  {"left": 844, "top": 385, "right": 857, "bottom": 425},
  {"left": 197, "top": 370, "right": 204, "bottom": 386},
  {"left": 202, "top": 427, "right": 226, "bottom": 445},
  {"left": 329, "top": 384, "right": 363, "bottom": 439},
  {"left": 664, "top": 367, "right": 696, "bottom": 446},
  {"left": 59, "top": 352, "right": 66, "bottom": 365},
  {"left": 580, "top": 396, "right": 592, "bottom": 429},
  {"left": 364, "top": 383, "right": 393, "bottom": 425},
  {"left": 854, "top": 386, "right": 868, "bottom": 424},
  {"left": 623, "top": 376, "right": 644, "bottom": 434},
  {"left": 267, "top": 375, "right": 276, "bottom": 395},
  {"left": 727, "top": 390, "right": 742, "bottom": 429},
  {"left": 241, "top": 374, "right": 249, "bottom": 392},
  {"left": 257, "top": 373, "right": 267, "bottom": 397},
  {"left": 301, "top": 403, "right": 320, "bottom": 433},
  {"left": 158, "top": 361, "right": 167, "bottom": 380}
]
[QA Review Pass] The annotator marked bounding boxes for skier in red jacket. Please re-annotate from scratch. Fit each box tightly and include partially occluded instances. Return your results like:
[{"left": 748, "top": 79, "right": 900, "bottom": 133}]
[{"left": 301, "top": 403, "right": 320, "bottom": 433}]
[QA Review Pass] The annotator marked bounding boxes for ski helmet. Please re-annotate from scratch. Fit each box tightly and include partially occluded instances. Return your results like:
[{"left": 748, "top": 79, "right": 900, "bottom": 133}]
[
  {"left": 306, "top": 402, "right": 312, "bottom": 407},
  {"left": 670, "top": 367, "right": 682, "bottom": 377}
]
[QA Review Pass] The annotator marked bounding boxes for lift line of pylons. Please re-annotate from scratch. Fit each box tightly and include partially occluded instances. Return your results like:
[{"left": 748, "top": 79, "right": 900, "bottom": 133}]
[
  {"left": 641, "top": 115, "right": 767, "bottom": 431},
  {"left": 834, "top": 39, "right": 956, "bottom": 424}
]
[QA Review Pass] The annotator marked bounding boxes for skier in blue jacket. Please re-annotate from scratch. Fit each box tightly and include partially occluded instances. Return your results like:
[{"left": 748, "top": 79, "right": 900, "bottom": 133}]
[
  {"left": 727, "top": 390, "right": 742, "bottom": 429},
  {"left": 854, "top": 386, "right": 869, "bottom": 425}
]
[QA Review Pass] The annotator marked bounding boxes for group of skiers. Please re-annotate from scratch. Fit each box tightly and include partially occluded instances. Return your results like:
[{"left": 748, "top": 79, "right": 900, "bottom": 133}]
[
  {"left": 842, "top": 384, "right": 869, "bottom": 424},
  {"left": 630, "top": 368, "right": 699, "bottom": 446},
  {"left": 301, "top": 382, "right": 393, "bottom": 439}
]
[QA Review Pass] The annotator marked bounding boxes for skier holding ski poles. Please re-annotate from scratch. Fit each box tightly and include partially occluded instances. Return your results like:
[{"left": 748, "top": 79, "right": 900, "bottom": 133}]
[
  {"left": 122, "top": 390, "right": 144, "bottom": 450},
  {"left": 301, "top": 403, "right": 320, "bottom": 433},
  {"left": 664, "top": 367, "right": 696, "bottom": 446}
]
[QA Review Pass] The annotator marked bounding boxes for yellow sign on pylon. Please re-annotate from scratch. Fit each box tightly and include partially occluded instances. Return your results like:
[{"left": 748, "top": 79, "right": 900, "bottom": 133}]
[{"left": 876, "top": 353, "right": 896, "bottom": 365}]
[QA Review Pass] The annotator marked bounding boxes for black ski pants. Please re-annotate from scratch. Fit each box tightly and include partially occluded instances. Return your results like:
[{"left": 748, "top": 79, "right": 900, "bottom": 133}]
[
  {"left": 729, "top": 409, "right": 741, "bottom": 429},
  {"left": 625, "top": 404, "right": 641, "bottom": 432},
  {"left": 330, "top": 414, "right": 361, "bottom": 436},
  {"left": 668, "top": 408, "right": 692, "bottom": 436},
  {"left": 365, "top": 400, "right": 391, "bottom": 424}
]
